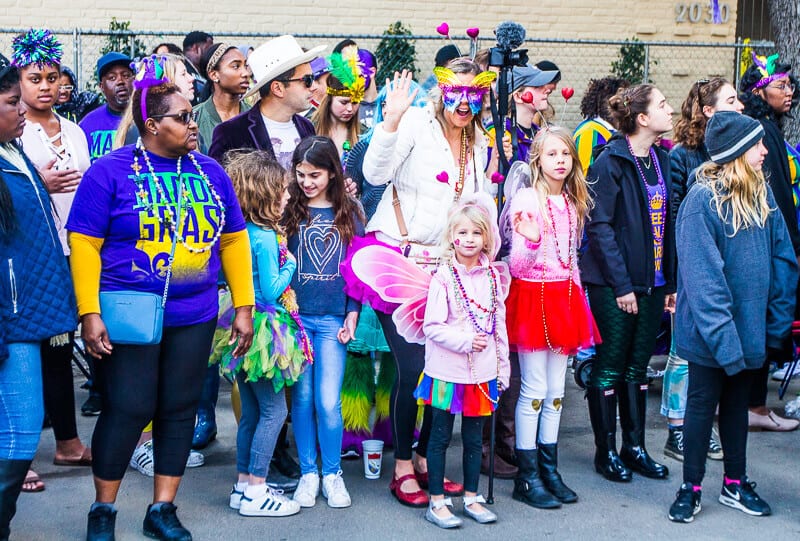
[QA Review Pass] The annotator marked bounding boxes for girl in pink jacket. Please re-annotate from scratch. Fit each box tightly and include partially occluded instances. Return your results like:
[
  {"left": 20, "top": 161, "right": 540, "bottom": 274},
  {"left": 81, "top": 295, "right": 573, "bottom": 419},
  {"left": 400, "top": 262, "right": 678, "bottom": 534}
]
[{"left": 414, "top": 194, "right": 510, "bottom": 529}]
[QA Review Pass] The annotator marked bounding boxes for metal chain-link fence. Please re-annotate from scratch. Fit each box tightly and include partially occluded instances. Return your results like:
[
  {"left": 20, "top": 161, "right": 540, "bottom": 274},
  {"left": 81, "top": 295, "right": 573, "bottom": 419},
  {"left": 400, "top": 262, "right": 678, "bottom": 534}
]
[{"left": 0, "top": 28, "right": 774, "bottom": 130}]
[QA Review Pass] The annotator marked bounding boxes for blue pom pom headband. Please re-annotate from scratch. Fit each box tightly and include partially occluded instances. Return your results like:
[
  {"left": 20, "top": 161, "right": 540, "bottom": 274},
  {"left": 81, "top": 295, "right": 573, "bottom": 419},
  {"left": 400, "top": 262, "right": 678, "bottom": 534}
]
[{"left": 11, "top": 29, "right": 63, "bottom": 69}]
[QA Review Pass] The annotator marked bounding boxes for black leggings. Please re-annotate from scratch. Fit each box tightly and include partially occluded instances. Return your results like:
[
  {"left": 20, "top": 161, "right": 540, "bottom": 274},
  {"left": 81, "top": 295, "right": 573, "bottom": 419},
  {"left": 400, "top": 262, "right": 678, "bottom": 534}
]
[
  {"left": 683, "top": 363, "right": 753, "bottom": 485},
  {"left": 91, "top": 319, "right": 216, "bottom": 480},
  {"left": 41, "top": 333, "right": 78, "bottom": 442},
  {"left": 377, "top": 311, "right": 431, "bottom": 461},
  {"left": 587, "top": 285, "right": 666, "bottom": 387},
  {"left": 427, "top": 407, "right": 485, "bottom": 495}
]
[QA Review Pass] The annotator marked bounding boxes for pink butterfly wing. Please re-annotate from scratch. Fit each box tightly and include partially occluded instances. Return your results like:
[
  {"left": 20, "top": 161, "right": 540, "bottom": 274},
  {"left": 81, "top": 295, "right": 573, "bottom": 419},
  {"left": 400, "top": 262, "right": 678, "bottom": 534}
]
[
  {"left": 351, "top": 246, "right": 431, "bottom": 304},
  {"left": 392, "top": 294, "right": 428, "bottom": 345},
  {"left": 492, "top": 261, "right": 512, "bottom": 300}
]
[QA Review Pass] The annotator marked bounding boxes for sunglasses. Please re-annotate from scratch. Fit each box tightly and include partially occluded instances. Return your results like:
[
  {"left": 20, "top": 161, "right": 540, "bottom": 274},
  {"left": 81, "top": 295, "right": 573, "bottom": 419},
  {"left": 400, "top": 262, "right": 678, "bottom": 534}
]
[
  {"left": 279, "top": 74, "right": 315, "bottom": 88},
  {"left": 150, "top": 110, "right": 199, "bottom": 125}
]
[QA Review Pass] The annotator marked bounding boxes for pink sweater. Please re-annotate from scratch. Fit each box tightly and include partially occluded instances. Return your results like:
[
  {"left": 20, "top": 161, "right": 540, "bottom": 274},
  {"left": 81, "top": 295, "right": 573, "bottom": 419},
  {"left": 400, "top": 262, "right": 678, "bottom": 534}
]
[
  {"left": 508, "top": 188, "right": 581, "bottom": 284},
  {"left": 422, "top": 255, "right": 510, "bottom": 388}
]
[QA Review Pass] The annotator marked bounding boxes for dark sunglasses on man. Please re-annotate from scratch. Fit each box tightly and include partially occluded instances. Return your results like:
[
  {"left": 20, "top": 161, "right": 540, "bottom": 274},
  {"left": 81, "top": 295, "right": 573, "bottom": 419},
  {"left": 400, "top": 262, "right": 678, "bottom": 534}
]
[{"left": 280, "top": 74, "right": 314, "bottom": 88}]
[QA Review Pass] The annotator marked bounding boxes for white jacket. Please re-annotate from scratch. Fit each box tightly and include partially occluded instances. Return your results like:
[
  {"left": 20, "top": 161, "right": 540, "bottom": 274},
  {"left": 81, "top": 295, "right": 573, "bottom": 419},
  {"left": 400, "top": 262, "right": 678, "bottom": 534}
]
[{"left": 363, "top": 105, "right": 492, "bottom": 255}]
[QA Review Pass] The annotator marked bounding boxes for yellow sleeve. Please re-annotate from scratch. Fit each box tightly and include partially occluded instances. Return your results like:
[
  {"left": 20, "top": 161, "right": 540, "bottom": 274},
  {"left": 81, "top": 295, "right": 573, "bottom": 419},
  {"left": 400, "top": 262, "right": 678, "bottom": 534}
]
[
  {"left": 68, "top": 232, "right": 104, "bottom": 317},
  {"left": 220, "top": 230, "right": 255, "bottom": 308}
]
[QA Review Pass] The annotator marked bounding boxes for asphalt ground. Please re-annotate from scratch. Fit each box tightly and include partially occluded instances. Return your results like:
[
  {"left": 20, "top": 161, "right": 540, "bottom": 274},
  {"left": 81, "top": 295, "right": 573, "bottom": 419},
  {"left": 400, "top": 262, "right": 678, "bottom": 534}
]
[{"left": 13, "top": 357, "right": 800, "bottom": 540}]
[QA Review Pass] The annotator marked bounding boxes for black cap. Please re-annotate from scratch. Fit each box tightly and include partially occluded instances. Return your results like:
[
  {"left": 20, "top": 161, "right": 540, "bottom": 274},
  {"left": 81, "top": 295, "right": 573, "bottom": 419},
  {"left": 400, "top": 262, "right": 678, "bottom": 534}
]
[
  {"left": 435, "top": 44, "right": 462, "bottom": 68},
  {"left": 535, "top": 60, "right": 561, "bottom": 83}
]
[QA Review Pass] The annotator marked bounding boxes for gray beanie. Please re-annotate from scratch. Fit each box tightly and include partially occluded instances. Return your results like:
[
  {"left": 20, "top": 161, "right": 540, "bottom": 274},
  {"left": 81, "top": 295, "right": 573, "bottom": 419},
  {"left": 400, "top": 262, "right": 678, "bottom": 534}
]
[{"left": 705, "top": 111, "right": 764, "bottom": 164}]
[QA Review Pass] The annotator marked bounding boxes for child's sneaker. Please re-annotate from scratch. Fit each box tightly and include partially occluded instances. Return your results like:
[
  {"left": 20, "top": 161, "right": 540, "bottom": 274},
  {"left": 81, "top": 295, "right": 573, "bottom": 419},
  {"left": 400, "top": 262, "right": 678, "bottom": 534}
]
[
  {"left": 668, "top": 483, "right": 701, "bottom": 523},
  {"left": 293, "top": 472, "right": 319, "bottom": 508},
  {"left": 322, "top": 471, "right": 351, "bottom": 508},
  {"left": 239, "top": 485, "right": 301, "bottom": 517},
  {"left": 664, "top": 427, "right": 684, "bottom": 461},
  {"left": 229, "top": 482, "right": 247, "bottom": 510},
  {"left": 129, "top": 440, "right": 154, "bottom": 477},
  {"left": 707, "top": 428, "right": 724, "bottom": 461},
  {"left": 718, "top": 477, "right": 771, "bottom": 516}
]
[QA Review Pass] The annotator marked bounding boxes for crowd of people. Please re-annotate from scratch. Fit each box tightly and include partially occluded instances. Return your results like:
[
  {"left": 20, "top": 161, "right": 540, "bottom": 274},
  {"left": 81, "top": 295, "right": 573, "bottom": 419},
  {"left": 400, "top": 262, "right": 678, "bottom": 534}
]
[{"left": 0, "top": 25, "right": 798, "bottom": 541}]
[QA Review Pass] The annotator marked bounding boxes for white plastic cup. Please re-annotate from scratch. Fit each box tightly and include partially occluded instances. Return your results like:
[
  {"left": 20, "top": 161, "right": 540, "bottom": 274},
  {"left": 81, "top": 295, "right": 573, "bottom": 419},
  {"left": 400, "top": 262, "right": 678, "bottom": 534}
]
[{"left": 361, "top": 439, "right": 384, "bottom": 479}]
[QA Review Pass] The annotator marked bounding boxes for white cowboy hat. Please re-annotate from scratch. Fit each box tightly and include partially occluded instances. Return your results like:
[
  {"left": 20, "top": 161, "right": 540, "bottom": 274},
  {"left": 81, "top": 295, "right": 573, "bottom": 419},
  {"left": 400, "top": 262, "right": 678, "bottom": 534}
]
[{"left": 243, "top": 35, "right": 326, "bottom": 100}]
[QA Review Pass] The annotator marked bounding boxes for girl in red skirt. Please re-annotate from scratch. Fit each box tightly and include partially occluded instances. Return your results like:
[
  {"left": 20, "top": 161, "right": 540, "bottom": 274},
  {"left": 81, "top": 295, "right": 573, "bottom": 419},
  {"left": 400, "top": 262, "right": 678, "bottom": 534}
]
[{"left": 506, "top": 127, "right": 599, "bottom": 508}]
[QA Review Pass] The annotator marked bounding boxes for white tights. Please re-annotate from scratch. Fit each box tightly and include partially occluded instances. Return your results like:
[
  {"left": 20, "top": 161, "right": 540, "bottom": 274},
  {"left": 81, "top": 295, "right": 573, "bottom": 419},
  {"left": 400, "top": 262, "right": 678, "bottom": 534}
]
[{"left": 515, "top": 350, "right": 568, "bottom": 450}]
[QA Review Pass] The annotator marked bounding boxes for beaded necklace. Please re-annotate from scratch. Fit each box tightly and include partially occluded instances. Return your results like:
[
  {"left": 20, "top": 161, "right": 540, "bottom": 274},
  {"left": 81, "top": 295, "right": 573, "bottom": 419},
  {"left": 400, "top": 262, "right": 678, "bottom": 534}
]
[
  {"left": 131, "top": 142, "right": 227, "bottom": 254},
  {"left": 626, "top": 136, "right": 666, "bottom": 214},
  {"left": 545, "top": 193, "right": 574, "bottom": 270},
  {"left": 448, "top": 260, "right": 501, "bottom": 404},
  {"left": 453, "top": 128, "right": 468, "bottom": 200}
]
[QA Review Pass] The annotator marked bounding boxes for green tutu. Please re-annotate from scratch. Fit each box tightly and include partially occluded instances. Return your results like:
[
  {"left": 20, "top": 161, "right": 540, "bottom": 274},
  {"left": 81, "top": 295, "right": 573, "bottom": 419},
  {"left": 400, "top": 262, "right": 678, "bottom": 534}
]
[
  {"left": 347, "top": 305, "right": 390, "bottom": 355},
  {"left": 210, "top": 290, "right": 310, "bottom": 393}
]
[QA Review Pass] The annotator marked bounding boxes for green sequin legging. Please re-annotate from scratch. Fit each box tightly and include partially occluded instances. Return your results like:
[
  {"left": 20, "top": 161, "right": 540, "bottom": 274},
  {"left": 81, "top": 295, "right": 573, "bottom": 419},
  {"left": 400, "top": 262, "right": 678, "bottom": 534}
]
[{"left": 587, "top": 285, "right": 666, "bottom": 388}]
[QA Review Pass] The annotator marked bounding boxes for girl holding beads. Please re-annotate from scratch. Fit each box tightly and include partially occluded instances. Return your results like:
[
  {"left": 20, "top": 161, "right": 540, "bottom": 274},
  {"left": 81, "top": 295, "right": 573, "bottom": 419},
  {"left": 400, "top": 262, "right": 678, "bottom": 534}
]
[
  {"left": 506, "top": 127, "right": 598, "bottom": 509},
  {"left": 282, "top": 136, "right": 364, "bottom": 509},
  {"left": 580, "top": 84, "right": 676, "bottom": 484},
  {"left": 213, "top": 151, "right": 313, "bottom": 517},
  {"left": 413, "top": 192, "right": 510, "bottom": 529}
]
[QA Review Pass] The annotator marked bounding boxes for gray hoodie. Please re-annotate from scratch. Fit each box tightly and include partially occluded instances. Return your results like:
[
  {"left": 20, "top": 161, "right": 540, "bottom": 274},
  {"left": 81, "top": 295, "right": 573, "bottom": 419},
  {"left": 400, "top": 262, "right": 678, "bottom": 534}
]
[{"left": 675, "top": 182, "right": 797, "bottom": 375}]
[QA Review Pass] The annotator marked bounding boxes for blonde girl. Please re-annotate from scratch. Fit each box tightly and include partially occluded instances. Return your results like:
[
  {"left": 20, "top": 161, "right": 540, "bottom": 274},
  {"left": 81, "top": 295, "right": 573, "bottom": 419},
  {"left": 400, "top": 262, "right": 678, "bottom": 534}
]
[{"left": 506, "top": 127, "right": 597, "bottom": 509}]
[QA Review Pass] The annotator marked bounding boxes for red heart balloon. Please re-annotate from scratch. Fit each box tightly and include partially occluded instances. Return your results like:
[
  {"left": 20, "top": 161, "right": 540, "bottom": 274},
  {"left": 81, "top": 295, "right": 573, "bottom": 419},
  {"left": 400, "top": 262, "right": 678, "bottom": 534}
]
[
  {"left": 436, "top": 171, "right": 449, "bottom": 183},
  {"left": 561, "top": 87, "right": 575, "bottom": 101},
  {"left": 466, "top": 27, "right": 480, "bottom": 39},
  {"left": 436, "top": 23, "right": 450, "bottom": 37},
  {"left": 520, "top": 91, "right": 533, "bottom": 104}
]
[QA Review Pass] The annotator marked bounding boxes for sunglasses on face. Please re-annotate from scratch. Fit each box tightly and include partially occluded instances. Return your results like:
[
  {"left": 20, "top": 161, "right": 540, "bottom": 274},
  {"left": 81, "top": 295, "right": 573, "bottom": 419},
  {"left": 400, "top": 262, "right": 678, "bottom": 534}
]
[
  {"left": 150, "top": 110, "right": 198, "bottom": 125},
  {"left": 280, "top": 74, "right": 315, "bottom": 88}
]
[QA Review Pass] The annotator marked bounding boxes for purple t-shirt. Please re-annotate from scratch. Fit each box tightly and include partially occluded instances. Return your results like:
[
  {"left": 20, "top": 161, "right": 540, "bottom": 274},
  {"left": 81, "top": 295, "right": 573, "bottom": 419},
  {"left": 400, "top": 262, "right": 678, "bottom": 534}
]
[
  {"left": 66, "top": 145, "right": 246, "bottom": 327},
  {"left": 644, "top": 169, "right": 667, "bottom": 287},
  {"left": 79, "top": 105, "right": 123, "bottom": 162}
]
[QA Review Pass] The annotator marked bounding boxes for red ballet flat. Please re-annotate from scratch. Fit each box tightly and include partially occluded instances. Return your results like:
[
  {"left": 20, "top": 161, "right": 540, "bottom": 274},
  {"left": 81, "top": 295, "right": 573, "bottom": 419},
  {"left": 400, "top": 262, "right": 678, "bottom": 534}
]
[
  {"left": 414, "top": 469, "right": 465, "bottom": 497},
  {"left": 389, "top": 473, "right": 429, "bottom": 508}
]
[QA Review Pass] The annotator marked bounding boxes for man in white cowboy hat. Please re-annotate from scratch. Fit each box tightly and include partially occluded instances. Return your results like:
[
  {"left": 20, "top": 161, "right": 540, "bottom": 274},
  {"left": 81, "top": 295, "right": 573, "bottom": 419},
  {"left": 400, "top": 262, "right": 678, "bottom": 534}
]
[{"left": 209, "top": 35, "right": 326, "bottom": 169}]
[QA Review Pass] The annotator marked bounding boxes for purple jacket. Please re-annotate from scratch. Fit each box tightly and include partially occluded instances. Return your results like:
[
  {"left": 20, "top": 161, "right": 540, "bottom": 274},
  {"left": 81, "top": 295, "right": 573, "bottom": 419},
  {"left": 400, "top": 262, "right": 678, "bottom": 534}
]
[{"left": 207, "top": 106, "right": 315, "bottom": 165}]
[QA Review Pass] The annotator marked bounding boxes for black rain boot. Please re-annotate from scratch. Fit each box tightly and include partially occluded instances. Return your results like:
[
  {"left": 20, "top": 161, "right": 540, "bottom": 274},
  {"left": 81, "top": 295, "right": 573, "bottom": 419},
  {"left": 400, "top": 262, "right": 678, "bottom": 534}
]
[
  {"left": 512, "top": 449, "right": 561, "bottom": 509},
  {"left": 537, "top": 443, "right": 578, "bottom": 503},
  {"left": 0, "top": 458, "right": 32, "bottom": 541},
  {"left": 586, "top": 386, "right": 631, "bottom": 482},
  {"left": 618, "top": 382, "right": 669, "bottom": 479},
  {"left": 271, "top": 423, "right": 300, "bottom": 479}
]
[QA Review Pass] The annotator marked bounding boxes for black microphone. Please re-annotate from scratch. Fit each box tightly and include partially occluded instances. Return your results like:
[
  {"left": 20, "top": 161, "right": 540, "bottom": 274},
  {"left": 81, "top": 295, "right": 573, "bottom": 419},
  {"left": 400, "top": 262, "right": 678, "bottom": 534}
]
[{"left": 494, "top": 21, "right": 526, "bottom": 51}]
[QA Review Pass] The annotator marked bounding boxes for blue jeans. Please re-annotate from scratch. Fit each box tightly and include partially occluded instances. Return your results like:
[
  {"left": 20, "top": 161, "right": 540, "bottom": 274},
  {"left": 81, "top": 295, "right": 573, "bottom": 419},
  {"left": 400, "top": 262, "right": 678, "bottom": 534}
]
[
  {"left": 292, "top": 314, "right": 346, "bottom": 476},
  {"left": 236, "top": 371, "right": 288, "bottom": 478},
  {"left": 0, "top": 342, "right": 43, "bottom": 460}
]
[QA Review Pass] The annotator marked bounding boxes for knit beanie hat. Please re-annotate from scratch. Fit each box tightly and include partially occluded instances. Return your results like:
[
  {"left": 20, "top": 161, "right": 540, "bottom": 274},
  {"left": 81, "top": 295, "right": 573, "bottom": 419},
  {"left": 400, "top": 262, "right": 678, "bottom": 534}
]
[{"left": 705, "top": 111, "right": 764, "bottom": 164}]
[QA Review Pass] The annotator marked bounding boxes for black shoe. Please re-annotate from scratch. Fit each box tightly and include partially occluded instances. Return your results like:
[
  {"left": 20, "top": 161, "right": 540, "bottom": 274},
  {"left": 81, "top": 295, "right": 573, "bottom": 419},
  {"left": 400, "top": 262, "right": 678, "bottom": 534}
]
[
  {"left": 81, "top": 395, "right": 102, "bottom": 416},
  {"left": 142, "top": 503, "right": 191, "bottom": 541},
  {"left": 618, "top": 382, "right": 669, "bottom": 479},
  {"left": 86, "top": 505, "right": 116, "bottom": 541},
  {"left": 512, "top": 449, "right": 561, "bottom": 509},
  {"left": 664, "top": 426, "right": 684, "bottom": 461},
  {"left": 586, "top": 386, "right": 632, "bottom": 482},
  {"left": 537, "top": 443, "right": 578, "bottom": 503},
  {"left": 0, "top": 458, "right": 32, "bottom": 541},
  {"left": 668, "top": 483, "right": 701, "bottom": 523},
  {"left": 266, "top": 463, "right": 299, "bottom": 492},
  {"left": 718, "top": 477, "right": 771, "bottom": 516},
  {"left": 271, "top": 445, "right": 301, "bottom": 480}
]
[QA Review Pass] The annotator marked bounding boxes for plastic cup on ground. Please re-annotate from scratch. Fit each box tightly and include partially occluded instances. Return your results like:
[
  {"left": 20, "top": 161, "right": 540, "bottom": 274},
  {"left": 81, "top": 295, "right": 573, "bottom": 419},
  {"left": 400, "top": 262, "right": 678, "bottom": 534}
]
[{"left": 361, "top": 440, "right": 383, "bottom": 479}]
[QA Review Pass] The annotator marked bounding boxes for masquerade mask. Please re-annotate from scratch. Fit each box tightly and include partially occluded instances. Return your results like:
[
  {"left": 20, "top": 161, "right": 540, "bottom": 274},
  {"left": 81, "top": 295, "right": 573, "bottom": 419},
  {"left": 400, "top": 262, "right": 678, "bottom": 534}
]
[
  {"left": 11, "top": 29, "right": 63, "bottom": 69},
  {"left": 434, "top": 67, "right": 496, "bottom": 115},
  {"left": 750, "top": 52, "right": 790, "bottom": 91}
]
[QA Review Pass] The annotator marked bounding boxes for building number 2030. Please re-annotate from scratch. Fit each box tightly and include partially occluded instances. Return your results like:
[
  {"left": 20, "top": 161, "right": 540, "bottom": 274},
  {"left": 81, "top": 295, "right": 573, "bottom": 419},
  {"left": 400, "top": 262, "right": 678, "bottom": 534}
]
[{"left": 675, "top": 2, "right": 730, "bottom": 24}]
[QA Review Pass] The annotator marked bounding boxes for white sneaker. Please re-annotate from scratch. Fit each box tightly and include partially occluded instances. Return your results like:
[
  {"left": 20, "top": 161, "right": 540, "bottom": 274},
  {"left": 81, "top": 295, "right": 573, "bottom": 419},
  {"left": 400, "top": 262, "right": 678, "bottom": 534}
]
[
  {"left": 186, "top": 449, "right": 204, "bottom": 468},
  {"left": 230, "top": 482, "right": 247, "bottom": 510},
  {"left": 772, "top": 363, "right": 800, "bottom": 381},
  {"left": 322, "top": 471, "right": 351, "bottom": 508},
  {"left": 129, "top": 440, "right": 154, "bottom": 477},
  {"left": 293, "top": 473, "right": 319, "bottom": 508},
  {"left": 240, "top": 486, "right": 301, "bottom": 517}
]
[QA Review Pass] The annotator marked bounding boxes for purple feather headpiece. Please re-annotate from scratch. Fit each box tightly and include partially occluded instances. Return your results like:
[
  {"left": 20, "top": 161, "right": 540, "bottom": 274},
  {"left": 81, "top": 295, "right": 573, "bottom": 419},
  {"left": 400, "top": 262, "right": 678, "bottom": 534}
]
[
  {"left": 133, "top": 55, "right": 169, "bottom": 122},
  {"left": 357, "top": 49, "right": 375, "bottom": 89},
  {"left": 11, "top": 29, "right": 63, "bottom": 68}
]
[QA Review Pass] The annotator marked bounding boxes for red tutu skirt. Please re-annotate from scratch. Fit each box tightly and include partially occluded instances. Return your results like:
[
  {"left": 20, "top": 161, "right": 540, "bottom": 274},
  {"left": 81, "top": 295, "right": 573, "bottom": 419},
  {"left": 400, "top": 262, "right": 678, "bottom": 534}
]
[{"left": 506, "top": 278, "right": 600, "bottom": 355}]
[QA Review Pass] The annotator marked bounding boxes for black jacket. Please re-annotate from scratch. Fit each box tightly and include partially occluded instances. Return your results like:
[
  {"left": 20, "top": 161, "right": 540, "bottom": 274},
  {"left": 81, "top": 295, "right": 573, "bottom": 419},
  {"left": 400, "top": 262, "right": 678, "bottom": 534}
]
[
  {"left": 207, "top": 106, "right": 316, "bottom": 166},
  {"left": 668, "top": 143, "right": 709, "bottom": 223},
  {"left": 580, "top": 136, "right": 677, "bottom": 296},
  {"left": 761, "top": 115, "right": 800, "bottom": 254}
]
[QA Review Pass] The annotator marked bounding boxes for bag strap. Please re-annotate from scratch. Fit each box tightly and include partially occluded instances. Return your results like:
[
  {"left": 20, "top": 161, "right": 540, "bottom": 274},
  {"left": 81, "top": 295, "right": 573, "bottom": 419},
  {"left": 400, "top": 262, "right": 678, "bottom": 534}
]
[
  {"left": 392, "top": 185, "right": 409, "bottom": 240},
  {"left": 160, "top": 175, "right": 183, "bottom": 308}
]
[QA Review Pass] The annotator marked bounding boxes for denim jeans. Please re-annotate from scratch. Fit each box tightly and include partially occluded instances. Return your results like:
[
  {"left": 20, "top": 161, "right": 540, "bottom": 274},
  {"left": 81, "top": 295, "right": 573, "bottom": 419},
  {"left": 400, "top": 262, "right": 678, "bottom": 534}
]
[
  {"left": 292, "top": 314, "right": 347, "bottom": 476},
  {"left": 0, "top": 342, "right": 43, "bottom": 460},
  {"left": 236, "top": 371, "right": 288, "bottom": 478}
]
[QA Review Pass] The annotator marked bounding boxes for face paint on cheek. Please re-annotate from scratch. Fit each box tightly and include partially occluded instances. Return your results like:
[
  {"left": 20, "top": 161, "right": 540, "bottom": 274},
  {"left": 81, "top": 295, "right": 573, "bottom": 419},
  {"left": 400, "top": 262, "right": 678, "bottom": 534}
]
[{"left": 453, "top": 239, "right": 460, "bottom": 246}]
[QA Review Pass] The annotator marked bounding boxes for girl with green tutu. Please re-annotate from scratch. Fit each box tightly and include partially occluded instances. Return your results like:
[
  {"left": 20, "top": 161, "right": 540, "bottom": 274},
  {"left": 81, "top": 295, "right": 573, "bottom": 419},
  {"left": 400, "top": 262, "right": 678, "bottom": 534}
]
[{"left": 211, "top": 151, "right": 313, "bottom": 517}]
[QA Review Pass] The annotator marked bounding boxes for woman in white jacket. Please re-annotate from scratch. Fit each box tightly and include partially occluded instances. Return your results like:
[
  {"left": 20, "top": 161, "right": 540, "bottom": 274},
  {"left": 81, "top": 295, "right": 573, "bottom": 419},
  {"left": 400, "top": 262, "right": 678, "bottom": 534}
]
[{"left": 343, "top": 57, "right": 508, "bottom": 507}]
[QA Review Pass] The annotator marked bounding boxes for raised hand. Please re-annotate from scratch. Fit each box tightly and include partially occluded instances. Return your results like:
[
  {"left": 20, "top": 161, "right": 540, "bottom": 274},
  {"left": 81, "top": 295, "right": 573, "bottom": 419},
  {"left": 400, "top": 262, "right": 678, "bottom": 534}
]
[
  {"left": 381, "top": 70, "right": 419, "bottom": 133},
  {"left": 513, "top": 210, "right": 541, "bottom": 243}
]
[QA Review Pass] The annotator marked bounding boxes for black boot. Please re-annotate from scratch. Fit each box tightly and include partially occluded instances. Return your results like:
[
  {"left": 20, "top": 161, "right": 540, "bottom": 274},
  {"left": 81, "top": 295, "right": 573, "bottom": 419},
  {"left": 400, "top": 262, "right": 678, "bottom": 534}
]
[
  {"left": 618, "top": 382, "right": 669, "bottom": 479},
  {"left": 537, "top": 443, "right": 578, "bottom": 503},
  {"left": 86, "top": 504, "right": 116, "bottom": 541},
  {"left": 512, "top": 449, "right": 561, "bottom": 509},
  {"left": 142, "top": 502, "right": 191, "bottom": 541},
  {"left": 0, "top": 458, "right": 31, "bottom": 541},
  {"left": 586, "top": 386, "right": 631, "bottom": 482},
  {"left": 271, "top": 423, "right": 300, "bottom": 479}
]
